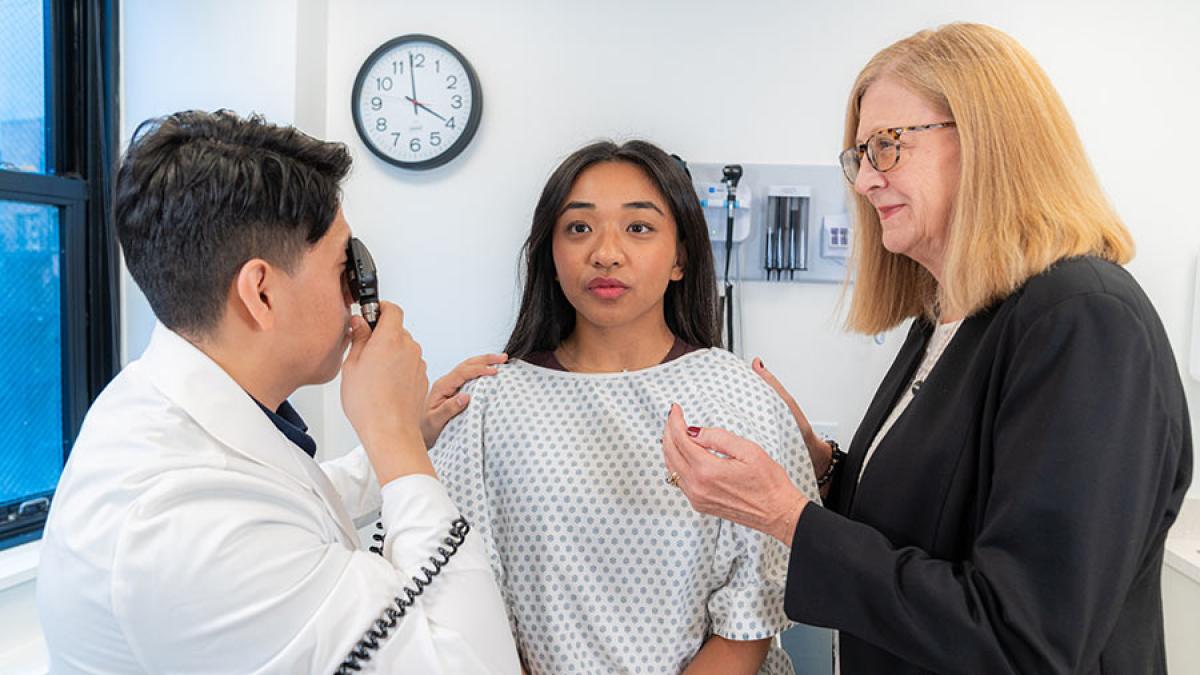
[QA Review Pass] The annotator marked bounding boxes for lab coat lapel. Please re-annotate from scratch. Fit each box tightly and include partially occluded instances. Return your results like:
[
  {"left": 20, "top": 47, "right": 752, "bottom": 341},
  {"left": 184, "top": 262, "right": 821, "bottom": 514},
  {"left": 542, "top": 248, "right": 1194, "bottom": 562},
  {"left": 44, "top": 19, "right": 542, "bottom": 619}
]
[{"left": 139, "top": 323, "right": 360, "bottom": 545}]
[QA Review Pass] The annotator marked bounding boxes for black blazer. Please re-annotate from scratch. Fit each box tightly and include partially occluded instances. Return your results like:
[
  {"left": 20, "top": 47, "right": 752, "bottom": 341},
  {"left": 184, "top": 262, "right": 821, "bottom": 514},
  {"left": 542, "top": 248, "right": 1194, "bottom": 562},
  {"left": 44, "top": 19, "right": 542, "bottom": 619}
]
[{"left": 784, "top": 257, "right": 1192, "bottom": 675}]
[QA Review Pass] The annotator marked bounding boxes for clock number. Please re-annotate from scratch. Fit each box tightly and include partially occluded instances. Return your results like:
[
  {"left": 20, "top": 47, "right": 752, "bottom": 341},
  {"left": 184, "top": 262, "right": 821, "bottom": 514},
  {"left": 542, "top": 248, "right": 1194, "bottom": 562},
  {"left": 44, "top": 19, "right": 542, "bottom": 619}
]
[
  {"left": 375, "top": 118, "right": 388, "bottom": 132},
  {"left": 376, "top": 76, "right": 393, "bottom": 91},
  {"left": 445, "top": 75, "right": 458, "bottom": 90},
  {"left": 430, "top": 131, "right": 442, "bottom": 147},
  {"left": 409, "top": 138, "right": 422, "bottom": 152},
  {"left": 412, "top": 52, "right": 425, "bottom": 68},
  {"left": 391, "top": 132, "right": 402, "bottom": 146},
  {"left": 435, "top": 59, "right": 441, "bottom": 73},
  {"left": 445, "top": 117, "right": 456, "bottom": 129},
  {"left": 392, "top": 60, "right": 403, "bottom": 75},
  {"left": 451, "top": 95, "right": 463, "bottom": 109},
  {"left": 370, "top": 96, "right": 383, "bottom": 111}
]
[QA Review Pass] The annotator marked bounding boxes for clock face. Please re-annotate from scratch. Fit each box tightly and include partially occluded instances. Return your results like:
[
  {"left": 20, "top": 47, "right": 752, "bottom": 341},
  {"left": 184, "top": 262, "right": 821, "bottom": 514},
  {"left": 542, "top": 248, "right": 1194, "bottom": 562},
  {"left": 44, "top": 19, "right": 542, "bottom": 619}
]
[{"left": 352, "top": 35, "right": 482, "bottom": 170}]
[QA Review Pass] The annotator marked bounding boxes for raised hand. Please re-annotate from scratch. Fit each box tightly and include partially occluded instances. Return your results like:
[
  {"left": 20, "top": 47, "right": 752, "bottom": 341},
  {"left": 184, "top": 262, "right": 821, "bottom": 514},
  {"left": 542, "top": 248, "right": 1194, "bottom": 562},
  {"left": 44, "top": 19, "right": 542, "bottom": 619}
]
[{"left": 341, "top": 302, "right": 431, "bottom": 484}]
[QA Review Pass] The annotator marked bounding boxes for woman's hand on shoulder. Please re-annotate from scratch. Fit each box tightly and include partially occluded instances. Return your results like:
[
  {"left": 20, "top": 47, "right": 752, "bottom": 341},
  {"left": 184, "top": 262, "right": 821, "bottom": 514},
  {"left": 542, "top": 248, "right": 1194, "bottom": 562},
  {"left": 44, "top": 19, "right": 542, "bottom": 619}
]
[
  {"left": 420, "top": 352, "right": 508, "bottom": 449},
  {"left": 751, "top": 357, "right": 833, "bottom": 478},
  {"left": 663, "top": 404, "right": 809, "bottom": 547}
]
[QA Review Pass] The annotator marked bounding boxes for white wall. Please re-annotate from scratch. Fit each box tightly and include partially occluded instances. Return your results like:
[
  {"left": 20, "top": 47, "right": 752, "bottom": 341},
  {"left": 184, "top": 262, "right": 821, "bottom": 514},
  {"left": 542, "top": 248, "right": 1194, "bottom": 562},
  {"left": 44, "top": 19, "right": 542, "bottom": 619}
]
[
  {"left": 108, "top": 1, "right": 1200, "bottom": 486},
  {"left": 20, "top": 0, "right": 1188, "bottom": 672},
  {"left": 317, "top": 0, "right": 901, "bottom": 453},
  {"left": 118, "top": 0, "right": 333, "bottom": 420},
  {"left": 317, "top": 0, "right": 1200, "bottom": 499},
  {"left": 119, "top": 0, "right": 301, "bottom": 363},
  {"left": 0, "top": 576, "right": 43, "bottom": 674}
]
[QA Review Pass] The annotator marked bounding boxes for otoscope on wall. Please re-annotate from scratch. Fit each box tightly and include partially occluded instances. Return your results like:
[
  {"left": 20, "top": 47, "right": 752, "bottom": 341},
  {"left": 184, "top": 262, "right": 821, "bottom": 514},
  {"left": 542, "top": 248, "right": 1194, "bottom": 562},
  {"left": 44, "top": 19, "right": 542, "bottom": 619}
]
[{"left": 721, "top": 164, "right": 742, "bottom": 352}]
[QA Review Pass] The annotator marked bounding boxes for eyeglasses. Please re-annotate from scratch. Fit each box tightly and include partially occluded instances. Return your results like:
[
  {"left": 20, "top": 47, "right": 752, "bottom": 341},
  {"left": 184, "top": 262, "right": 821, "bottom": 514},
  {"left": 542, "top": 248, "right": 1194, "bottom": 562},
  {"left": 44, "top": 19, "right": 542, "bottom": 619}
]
[{"left": 838, "top": 121, "right": 956, "bottom": 183}]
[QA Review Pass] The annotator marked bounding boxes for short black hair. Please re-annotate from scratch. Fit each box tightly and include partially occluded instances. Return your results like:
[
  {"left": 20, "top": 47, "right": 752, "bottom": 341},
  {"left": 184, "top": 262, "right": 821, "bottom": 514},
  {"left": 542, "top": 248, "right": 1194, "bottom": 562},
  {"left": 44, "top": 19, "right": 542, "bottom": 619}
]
[
  {"left": 504, "top": 140, "right": 720, "bottom": 359},
  {"left": 115, "top": 109, "right": 352, "bottom": 336}
]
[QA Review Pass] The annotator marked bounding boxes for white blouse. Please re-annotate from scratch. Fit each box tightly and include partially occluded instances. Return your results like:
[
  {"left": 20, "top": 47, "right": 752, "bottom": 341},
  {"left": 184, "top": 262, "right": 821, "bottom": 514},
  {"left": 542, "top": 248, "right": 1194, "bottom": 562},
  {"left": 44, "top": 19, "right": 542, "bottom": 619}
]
[{"left": 858, "top": 319, "right": 963, "bottom": 482}]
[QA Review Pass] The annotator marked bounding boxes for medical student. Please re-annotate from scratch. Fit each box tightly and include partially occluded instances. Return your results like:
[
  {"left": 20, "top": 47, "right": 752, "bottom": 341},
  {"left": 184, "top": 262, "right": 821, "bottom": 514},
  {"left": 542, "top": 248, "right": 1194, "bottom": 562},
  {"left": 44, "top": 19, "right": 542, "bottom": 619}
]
[
  {"left": 36, "top": 110, "right": 520, "bottom": 674},
  {"left": 430, "top": 140, "right": 821, "bottom": 675}
]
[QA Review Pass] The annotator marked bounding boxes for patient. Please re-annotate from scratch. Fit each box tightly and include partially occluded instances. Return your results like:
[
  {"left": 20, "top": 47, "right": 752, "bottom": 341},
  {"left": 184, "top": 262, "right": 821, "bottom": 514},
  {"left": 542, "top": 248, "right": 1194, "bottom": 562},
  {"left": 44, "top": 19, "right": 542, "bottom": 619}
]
[{"left": 431, "top": 140, "right": 820, "bottom": 675}]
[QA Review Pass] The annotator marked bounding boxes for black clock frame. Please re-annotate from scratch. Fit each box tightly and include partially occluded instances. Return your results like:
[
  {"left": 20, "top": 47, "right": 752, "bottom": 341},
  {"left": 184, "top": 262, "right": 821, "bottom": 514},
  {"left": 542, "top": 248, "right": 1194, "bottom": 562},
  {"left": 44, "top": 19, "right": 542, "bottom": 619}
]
[{"left": 351, "top": 34, "right": 483, "bottom": 171}]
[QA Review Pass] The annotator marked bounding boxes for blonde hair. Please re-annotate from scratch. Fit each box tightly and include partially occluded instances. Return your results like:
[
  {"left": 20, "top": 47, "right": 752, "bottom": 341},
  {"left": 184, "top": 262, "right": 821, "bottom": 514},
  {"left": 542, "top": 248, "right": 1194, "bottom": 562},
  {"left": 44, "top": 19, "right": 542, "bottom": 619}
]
[{"left": 844, "top": 23, "right": 1134, "bottom": 334}]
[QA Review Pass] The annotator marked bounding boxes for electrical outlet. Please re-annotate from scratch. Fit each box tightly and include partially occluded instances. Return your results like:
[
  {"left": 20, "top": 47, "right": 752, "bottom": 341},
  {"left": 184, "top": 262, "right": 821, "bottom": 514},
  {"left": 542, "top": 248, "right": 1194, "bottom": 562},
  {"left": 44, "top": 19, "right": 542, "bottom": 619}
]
[{"left": 821, "top": 214, "right": 850, "bottom": 259}]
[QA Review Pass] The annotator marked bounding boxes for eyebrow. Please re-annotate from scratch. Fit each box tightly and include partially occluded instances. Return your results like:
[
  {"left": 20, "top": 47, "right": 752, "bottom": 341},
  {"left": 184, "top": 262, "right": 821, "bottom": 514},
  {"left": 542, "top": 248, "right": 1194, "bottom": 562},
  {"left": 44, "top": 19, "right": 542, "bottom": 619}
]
[
  {"left": 559, "top": 201, "right": 665, "bottom": 216},
  {"left": 624, "top": 201, "right": 665, "bottom": 215}
]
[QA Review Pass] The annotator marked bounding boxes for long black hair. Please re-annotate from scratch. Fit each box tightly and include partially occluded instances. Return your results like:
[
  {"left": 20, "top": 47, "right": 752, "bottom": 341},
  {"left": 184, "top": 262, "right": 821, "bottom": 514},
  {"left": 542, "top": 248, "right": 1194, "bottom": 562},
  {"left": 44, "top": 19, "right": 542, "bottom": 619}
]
[{"left": 504, "top": 140, "right": 720, "bottom": 359}]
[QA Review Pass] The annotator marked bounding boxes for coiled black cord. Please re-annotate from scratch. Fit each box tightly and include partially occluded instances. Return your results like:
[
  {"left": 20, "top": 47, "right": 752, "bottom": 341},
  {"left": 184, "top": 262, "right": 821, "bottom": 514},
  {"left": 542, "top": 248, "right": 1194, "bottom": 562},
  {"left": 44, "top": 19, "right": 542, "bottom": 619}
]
[{"left": 335, "top": 517, "right": 470, "bottom": 674}]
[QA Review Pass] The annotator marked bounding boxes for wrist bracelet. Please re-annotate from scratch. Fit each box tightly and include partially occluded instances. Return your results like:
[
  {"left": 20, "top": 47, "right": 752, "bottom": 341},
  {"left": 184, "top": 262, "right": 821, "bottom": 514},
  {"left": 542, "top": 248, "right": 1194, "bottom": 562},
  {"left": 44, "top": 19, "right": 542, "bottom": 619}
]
[{"left": 816, "top": 440, "right": 845, "bottom": 487}]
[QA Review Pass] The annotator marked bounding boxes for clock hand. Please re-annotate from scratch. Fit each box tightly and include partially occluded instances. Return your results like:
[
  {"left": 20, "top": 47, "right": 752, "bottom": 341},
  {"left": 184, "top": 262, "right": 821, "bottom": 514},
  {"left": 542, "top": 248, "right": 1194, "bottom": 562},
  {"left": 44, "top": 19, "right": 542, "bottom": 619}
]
[
  {"left": 404, "top": 96, "right": 447, "bottom": 122},
  {"left": 408, "top": 52, "right": 418, "bottom": 116}
]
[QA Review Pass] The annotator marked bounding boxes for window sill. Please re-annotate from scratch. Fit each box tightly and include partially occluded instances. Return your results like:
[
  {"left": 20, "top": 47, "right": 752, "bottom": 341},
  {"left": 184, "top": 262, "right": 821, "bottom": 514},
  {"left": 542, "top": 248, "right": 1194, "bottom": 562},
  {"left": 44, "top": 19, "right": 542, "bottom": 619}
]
[
  {"left": 0, "top": 540, "right": 41, "bottom": 592},
  {"left": 1166, "top": 538, "right": 1200, "bottom": 586},
  {"left": 1166, "top": 498, "right": 1200, "bottom": 585}
]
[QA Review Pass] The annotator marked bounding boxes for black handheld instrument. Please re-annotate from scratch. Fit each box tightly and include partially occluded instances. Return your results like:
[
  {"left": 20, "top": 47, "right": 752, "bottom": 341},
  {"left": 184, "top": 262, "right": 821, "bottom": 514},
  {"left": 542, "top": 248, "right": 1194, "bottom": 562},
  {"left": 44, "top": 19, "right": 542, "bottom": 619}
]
[
  {"left": 345, "top": 237, "right": 380, "bottom": 329},
  {"left": 721, "top": 164, "right": 743, "bottom": 352}
]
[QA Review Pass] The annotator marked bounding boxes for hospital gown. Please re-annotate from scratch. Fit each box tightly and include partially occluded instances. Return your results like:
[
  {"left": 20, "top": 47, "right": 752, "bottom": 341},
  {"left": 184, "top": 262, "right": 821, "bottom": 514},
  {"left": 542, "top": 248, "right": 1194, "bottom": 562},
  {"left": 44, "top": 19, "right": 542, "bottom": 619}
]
[{"left": 431, "top": 348, "right": 822, "bottom": 675}]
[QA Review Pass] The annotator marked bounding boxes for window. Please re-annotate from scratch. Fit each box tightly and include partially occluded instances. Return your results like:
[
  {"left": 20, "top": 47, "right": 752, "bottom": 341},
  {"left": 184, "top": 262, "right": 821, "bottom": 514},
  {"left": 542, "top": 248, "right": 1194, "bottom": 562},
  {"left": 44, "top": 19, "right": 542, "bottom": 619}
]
[{"left": 0, "top": 0, "right": 119, "bottom": 550}]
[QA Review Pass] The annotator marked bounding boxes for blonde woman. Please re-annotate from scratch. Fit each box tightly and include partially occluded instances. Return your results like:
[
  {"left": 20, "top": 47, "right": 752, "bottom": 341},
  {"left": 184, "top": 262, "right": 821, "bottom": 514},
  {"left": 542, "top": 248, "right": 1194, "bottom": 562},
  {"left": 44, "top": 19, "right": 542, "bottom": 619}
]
[{"left": 662, "top": 23, "right": 1192, "bottom": 674}]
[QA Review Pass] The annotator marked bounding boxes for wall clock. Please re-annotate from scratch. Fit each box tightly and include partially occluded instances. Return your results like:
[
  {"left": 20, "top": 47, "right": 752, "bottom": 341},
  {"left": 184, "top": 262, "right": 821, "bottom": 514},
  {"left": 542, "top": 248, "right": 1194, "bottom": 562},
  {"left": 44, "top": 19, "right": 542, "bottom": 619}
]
[{"left": 351, "top": 34, "right": 482, "bottom": 170}]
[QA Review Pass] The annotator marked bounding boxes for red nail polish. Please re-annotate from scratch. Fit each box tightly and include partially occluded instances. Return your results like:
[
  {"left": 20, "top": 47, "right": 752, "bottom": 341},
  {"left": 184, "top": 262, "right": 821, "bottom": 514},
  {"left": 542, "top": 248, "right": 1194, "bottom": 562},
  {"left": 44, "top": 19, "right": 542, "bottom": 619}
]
[{"left": 686, "top": 426, "right": 701, "bottom": 437}]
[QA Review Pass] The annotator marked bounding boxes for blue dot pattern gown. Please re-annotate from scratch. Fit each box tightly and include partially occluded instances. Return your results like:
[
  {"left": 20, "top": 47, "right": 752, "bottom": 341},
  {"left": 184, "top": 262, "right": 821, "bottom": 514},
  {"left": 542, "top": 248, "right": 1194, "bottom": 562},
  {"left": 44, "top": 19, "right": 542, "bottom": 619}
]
[{"left": 431, "top": 348, "right": 822, "bottom": 675}]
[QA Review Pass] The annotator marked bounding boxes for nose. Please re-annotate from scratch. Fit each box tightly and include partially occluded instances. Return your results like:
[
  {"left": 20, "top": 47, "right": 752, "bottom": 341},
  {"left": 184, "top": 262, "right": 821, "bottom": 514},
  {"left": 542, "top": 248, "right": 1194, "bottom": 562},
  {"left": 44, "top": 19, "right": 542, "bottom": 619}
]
[
  {"left": 853, "top": 157, "right": 886, "bottom": 196},
  {"left": 589, "top": 225, "right": 625, "bottom": 269}
]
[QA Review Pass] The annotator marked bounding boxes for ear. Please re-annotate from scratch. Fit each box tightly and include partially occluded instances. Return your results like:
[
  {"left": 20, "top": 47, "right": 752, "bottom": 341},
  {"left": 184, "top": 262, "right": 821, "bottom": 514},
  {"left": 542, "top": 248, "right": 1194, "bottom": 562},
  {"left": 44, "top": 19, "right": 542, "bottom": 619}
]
[
  {"left": 671, "top": 243, "right": 686, "bottom": 282},
  {"left": 232, "top": 259, "right": 277, "bottom": 331}
]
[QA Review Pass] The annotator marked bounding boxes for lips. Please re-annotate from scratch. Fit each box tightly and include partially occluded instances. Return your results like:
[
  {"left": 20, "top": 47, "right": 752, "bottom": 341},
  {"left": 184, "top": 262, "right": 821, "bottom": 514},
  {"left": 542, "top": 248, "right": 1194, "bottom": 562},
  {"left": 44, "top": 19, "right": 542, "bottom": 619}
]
[
  {"left": 877, "top": 204, "right": 905, "bottom": 220},
  {"left": 587, "top": 277, "right": 629, "bottom": 300}
]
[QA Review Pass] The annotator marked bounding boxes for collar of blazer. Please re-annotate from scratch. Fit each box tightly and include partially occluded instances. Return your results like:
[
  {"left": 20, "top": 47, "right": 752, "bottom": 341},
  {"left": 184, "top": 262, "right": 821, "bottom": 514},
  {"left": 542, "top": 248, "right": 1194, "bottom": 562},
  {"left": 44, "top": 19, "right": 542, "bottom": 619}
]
[{"left": 137, "top": 322, "right": 360, "bottom": 545}]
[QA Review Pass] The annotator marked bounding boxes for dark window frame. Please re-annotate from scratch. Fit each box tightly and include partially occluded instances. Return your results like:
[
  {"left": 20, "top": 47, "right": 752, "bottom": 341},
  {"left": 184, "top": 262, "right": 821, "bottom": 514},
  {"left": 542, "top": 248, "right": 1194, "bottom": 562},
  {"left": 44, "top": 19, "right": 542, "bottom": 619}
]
[{"left": 0, "top": 0, "right": 120, "bottom": 550}]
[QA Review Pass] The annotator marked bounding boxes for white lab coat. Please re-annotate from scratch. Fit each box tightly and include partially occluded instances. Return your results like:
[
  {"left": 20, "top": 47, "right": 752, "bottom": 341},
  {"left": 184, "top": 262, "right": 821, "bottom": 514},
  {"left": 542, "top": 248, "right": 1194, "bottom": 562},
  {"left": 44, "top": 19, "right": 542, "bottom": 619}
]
[{"left": 36, "top": 323, "right": 520, "bottom": 674}]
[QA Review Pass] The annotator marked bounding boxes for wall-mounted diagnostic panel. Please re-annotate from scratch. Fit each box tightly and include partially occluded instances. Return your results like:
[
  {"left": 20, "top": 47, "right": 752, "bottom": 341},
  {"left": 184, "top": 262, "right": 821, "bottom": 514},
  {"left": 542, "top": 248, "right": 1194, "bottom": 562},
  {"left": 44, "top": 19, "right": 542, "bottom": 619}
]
[{"left": 691, "top": 162, "right": 850, "bottom": 284}]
